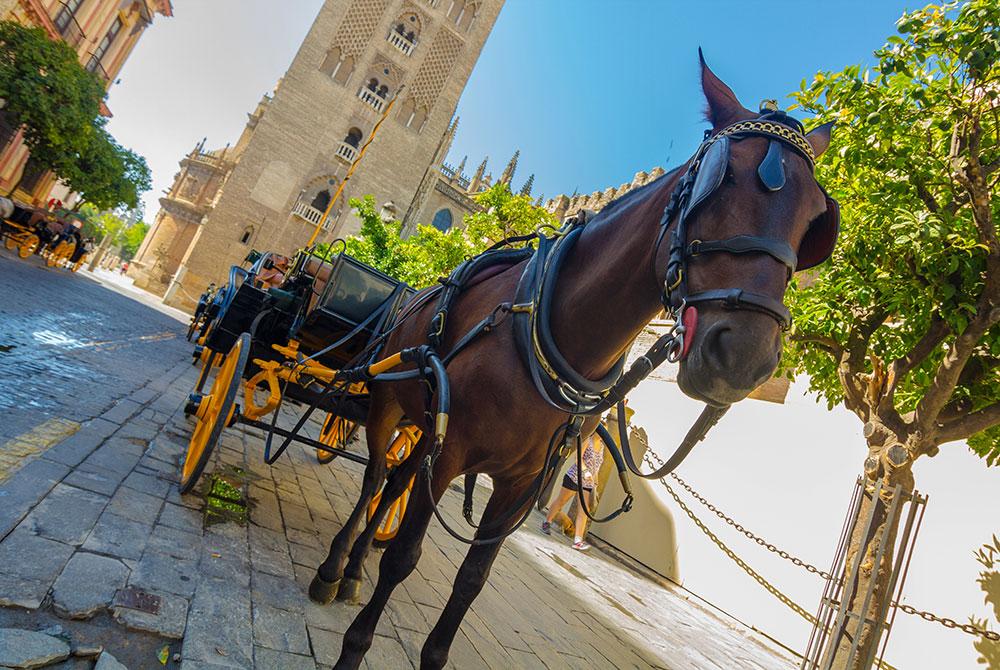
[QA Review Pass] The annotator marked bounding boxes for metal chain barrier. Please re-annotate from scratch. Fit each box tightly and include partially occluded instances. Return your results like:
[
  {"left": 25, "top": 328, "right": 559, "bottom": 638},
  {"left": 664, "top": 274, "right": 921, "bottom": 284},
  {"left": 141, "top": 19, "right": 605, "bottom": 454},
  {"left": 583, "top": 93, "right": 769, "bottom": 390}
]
[
  {"left": 666, "top": 467, "right": 834, "bottom": 580},
  {"left": 642, "top": 452, "right": 822, "bottom": 626},
  {"left": 896, "top": 604, "right": 1000, "bottom": 642},
  {"left": 643, "top": 450, "right": 1000, "bottom": 645}
]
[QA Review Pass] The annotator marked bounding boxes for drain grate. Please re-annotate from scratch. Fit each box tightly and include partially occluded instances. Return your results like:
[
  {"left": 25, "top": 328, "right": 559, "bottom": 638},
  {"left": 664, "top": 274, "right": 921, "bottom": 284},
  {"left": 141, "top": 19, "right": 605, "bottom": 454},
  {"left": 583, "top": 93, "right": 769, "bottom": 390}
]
[{"left": 114, "top": 586, "right": 161, "bottom": 615}]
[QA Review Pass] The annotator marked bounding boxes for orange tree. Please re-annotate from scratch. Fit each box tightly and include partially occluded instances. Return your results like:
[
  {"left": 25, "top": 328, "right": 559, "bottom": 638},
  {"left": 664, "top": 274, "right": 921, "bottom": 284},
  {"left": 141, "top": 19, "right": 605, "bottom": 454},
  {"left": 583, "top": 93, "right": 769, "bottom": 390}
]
[
  {"left": 783, "top": 1, "right": 999, "bottom": 664},
  {"left": 340, "top": 183, "right": 555, "bottom": 287}
]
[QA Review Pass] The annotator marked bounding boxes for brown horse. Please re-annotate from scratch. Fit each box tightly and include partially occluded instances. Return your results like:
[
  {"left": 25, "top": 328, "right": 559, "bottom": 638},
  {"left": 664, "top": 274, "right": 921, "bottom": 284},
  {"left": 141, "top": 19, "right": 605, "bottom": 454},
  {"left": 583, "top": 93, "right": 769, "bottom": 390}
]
[{"left": 311, "top": 57, "right": 835, "bottom": 669}]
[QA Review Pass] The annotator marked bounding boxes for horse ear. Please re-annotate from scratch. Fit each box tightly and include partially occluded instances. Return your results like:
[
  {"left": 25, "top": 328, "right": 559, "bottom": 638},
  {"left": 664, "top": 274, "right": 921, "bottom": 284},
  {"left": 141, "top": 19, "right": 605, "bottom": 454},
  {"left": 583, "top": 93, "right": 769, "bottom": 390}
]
[
  {"left": 699, "top": 49, "right": 742, "bottom": 128},
  {"left": 806, "top": 121, "right": 834, "bottom": 159}
]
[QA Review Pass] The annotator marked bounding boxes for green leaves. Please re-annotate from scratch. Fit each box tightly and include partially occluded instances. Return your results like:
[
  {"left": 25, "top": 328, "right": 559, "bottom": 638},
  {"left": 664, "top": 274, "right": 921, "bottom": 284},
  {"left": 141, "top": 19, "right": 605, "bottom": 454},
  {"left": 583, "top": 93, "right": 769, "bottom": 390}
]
[
  {"left": 783, "top": 0, "right": 1000, "bottom": 460},
  {"left": 334, "top": 184, "right": 556, "bottom": 289},
  {"left": 0, "top": 21, "right": 150, "bottom": 210}
]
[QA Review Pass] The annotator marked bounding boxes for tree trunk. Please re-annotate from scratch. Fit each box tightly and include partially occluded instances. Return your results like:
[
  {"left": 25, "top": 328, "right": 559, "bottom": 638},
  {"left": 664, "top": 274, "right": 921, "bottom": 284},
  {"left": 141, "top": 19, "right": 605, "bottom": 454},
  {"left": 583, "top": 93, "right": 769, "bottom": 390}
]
[
  {"left": 824, "top": 442, "right": 915, "bottom": 669},
  {"left": 86, "top": 232, "right": 113, "bottom": 272}
]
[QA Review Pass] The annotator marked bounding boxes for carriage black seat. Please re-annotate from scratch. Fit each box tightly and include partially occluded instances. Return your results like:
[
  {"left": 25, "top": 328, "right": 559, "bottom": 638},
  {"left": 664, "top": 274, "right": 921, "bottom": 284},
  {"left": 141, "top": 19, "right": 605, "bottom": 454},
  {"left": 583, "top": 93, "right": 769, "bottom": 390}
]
[
  {"left": 295, "top": 252, "right": 414, "bottom": 368},
  {"left": 206, "top": 280, "right": 271, "bottom": 353}
]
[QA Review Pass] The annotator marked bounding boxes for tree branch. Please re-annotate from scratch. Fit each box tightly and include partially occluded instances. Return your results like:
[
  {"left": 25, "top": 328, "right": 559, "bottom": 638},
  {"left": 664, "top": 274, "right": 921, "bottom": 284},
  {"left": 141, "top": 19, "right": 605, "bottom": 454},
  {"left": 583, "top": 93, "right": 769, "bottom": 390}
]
[
  {"left": 914, "top": 303, "right": 1000, "bottom": 432},
  {"left": 934, "top": 400, "right": 1000, "bottom": 445},
  {"left": 887, "top": 315, "right": 949, "bottom": 395},
  {"left": 790, "top": 333, "right": 843, "bottom": 357},
  {"left": 839, "top": 308, "right": 889, "bottom": 421},
  {"left": 912, "top": 177, "right": 941, "bottom": 214}
]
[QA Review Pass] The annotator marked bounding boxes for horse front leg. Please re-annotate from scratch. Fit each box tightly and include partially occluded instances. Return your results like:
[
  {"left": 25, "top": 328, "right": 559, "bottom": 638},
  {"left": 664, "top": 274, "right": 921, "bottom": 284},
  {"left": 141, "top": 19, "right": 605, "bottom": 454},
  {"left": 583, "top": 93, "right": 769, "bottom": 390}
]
[
  {"left": 335, "top": 462, "right": 448, "bottom": 670},
  {"left": 420, "top": 476, "right": 533, "bottom": 669},
  {"left": 310, "top": 391, "right": 403, "bottom": 604},
  {"left": 335, "top": 435, "right": 428, "bottom": 604}
]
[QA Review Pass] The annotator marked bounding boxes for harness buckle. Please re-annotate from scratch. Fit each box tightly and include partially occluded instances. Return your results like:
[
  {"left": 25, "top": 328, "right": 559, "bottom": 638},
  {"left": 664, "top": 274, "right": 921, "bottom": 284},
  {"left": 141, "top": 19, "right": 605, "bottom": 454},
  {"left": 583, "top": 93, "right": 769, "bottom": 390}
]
[{"left": 666, "top": 267, "right": 683, "bottom": 292}]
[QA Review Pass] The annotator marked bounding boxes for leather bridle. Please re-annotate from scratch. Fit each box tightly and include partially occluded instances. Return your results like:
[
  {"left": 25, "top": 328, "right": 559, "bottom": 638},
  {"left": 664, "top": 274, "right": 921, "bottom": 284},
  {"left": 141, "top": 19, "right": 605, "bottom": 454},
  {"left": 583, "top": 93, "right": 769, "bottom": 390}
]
[{"left": 655, "top": 107, "right": 834, "bottom": 333}]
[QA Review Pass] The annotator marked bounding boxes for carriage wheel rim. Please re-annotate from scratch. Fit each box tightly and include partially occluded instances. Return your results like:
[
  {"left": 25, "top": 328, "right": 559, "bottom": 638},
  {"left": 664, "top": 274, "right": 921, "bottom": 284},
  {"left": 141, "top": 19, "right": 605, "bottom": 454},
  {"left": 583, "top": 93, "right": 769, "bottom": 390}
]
[
  {"left": 368, "top": 428, "right": 418, "bottom": 542},
  {"left": 180, "top": 334, "right": 247, "bottom": 490},
  {"left": 4, "top": 237, "right": 15, "bottom": 250},
  {"left": 370, "top": 476, "right": 414, "bottom": 542},
  {"left": 316, "top": 416, "right": 357, "bottom": 463}
]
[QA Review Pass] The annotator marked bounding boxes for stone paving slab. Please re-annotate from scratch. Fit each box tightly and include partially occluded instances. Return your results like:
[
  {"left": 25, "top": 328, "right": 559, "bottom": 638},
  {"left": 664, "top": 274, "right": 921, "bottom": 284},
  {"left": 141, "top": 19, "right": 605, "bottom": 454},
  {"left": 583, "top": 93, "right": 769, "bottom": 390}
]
[{"left": 0, "top": 253, "right": 796, "bottom": 669}]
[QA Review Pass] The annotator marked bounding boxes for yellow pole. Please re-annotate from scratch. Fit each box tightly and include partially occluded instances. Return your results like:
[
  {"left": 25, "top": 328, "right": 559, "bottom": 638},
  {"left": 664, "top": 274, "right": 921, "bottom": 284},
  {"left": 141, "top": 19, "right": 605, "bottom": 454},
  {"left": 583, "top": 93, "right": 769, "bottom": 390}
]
[{"left": 306, "top": 85, "right": 406, "bottom": 247}]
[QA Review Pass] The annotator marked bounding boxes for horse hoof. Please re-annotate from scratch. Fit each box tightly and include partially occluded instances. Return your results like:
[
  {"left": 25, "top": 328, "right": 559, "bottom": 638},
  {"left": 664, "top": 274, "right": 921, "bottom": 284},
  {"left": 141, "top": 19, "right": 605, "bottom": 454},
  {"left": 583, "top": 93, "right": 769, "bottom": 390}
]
[
  {"left": 309, "top": 574, "right": 340, "bottom": 604},
  {"left": 335, "top": 576, "right": 362, "bottom": 604}
]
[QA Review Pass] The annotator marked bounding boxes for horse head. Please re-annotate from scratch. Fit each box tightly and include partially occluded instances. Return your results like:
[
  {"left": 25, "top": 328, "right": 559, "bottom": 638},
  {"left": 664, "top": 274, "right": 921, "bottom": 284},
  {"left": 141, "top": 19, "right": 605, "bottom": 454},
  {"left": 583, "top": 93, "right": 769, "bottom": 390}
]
[{"left": 666, "top": 54, "right": 837, "bottom": 406}]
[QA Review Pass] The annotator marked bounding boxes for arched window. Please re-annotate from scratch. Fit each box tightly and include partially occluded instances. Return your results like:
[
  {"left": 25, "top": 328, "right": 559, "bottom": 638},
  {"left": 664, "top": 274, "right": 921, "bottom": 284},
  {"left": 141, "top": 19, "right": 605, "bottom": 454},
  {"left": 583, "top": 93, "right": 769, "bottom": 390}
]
[
  {"left": 344, "top": 128, "right": 362, "bottom": 148},
  {"left": 431, "top": 208, "right": 453, "bottom": 232},
  {"left": 367, "top": 78, "right": 379, "bottom": 92},
  {"left": 240, "top": 226, "right": 253, "bottom": 245},
  {"left": 377, "top": 85, "right": 388, "bottom": 99},
  {"left": 321, "top": 47, "right": 354, "bottom": 85},
  {"left": 449, "top": 0, "right": 478, "bottom": 31},
  {"left": 311, "top": 189, "right": 332, "bottom": 212}
]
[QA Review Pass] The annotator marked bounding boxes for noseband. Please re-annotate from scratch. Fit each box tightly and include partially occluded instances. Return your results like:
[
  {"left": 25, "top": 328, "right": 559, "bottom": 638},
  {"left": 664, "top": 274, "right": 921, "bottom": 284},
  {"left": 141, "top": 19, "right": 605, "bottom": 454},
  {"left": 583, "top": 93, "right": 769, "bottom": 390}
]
[{"left": 656, "top": 107, "right": 837, "bottom": 331}]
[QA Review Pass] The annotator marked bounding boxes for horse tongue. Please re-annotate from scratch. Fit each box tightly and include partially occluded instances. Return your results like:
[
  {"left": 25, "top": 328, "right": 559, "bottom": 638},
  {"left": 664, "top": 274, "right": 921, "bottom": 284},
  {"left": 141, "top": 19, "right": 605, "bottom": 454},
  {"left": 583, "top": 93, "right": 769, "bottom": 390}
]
[{"left": 680, "top": 306, "right": 698, "bottom": 360}]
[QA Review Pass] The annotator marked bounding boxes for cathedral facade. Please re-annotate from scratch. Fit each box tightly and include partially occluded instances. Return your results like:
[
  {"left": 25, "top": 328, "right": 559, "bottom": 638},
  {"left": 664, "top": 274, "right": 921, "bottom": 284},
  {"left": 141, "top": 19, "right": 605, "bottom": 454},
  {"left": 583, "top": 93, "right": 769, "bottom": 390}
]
[{"left": 130, "top": 0, "right": 504, "bottom": 309}]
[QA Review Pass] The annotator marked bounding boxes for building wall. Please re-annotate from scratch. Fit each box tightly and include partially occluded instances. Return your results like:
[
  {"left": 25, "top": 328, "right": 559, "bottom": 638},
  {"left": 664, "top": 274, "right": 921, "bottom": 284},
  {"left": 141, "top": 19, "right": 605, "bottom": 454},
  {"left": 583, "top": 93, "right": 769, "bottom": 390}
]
[
  {"left": 0, "top": 0, "right": 172, "bottom": 203},
  {"left": 164, "top": 0, "right": 503, "bottom": 310},
  {"left": 130, "top": 143, "right": 236, "bottom": 294}
]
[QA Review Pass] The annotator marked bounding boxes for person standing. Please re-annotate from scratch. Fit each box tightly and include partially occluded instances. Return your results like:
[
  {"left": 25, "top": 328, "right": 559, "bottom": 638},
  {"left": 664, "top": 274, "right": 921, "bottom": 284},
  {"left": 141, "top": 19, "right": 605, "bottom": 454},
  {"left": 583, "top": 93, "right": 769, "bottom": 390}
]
[{"left": 541, "top": 433, "right": 605, "bottom": 550}]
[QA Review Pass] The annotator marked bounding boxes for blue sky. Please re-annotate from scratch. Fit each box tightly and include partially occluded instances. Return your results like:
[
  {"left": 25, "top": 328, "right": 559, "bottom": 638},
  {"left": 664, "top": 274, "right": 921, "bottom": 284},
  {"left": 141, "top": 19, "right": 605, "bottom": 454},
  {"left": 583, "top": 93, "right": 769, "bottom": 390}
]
[
  {"left": 447, "top": 0, "right": 917, "bottom": 203},
  {"left": 106, "top": 0, "right": 917, "bottom": 220}
]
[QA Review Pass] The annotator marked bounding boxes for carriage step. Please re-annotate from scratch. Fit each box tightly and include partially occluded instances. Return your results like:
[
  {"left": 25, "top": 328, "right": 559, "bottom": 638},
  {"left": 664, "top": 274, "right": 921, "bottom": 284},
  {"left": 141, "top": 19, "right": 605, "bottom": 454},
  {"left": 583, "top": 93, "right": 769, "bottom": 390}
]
[{"left": 184, "top": 393, "right": 204, "bottom": 416}]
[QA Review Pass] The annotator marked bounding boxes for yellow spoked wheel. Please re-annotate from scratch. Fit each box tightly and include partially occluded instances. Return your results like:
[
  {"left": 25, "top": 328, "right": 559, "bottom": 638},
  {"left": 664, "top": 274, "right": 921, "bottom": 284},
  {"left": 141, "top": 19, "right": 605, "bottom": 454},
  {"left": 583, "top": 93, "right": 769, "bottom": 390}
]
[
  {"left": 316, "top": 415, "right": 358, "bottom": 464},
  {"left": 193, "top": 349, "right": 221, "bottom": 393},
  {"left": 368, "top": 427, "right": 420, "bottom": 547},
  {"left": 17, "top": 234, "right": 38, "bottom": 259},
  {"left": 179, "top": 333, "right": 249, "bottom": 493},
  {"left": 45, "top": 242, "right": 71, "bottom": 267},
  {"left": 3, "top": 236, "right": 15, "bottom": 250},
  {"left": 71, "top": 259, "right": 84, "bottom": 272}
]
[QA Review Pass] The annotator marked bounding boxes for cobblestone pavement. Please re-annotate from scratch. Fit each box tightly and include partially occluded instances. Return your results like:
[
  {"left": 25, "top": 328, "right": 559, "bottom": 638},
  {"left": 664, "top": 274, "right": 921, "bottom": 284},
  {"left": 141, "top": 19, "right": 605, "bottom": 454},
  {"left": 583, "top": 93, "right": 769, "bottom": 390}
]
[{"left": 0, "top": 249, "right": 795, "bottom": 669}]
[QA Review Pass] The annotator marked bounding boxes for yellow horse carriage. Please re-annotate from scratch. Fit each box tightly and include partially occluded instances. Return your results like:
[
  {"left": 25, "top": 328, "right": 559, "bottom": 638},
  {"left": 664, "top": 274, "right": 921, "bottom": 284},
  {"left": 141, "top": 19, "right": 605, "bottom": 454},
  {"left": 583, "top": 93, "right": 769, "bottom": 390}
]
[
  {"left": 183, "top": 247, "right": 421, "bottom": 543},
  {"left": 0, "top": 197, "right": 44, "bottom": 258}
]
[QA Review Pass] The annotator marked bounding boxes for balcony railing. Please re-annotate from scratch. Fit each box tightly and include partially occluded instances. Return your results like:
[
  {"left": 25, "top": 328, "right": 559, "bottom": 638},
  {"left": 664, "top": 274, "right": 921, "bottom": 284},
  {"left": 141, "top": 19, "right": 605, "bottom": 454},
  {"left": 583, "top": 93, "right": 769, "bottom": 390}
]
[
  {"left": 387, "top": 31, "right": 416, "bottom": 56},
  {"left": 357, "top": 88, "right": 386, "bottom": 113},
  {"left": 336, "top": 142, "right": 358, "bottom": 163},
  {"left": 291, "top": 202, "right": 330, "bottom": 230},
  {"left": 85, "top": 55, "right": 111, "bottom": 84},
  {"left": 53, "top": 2, "right": 87, "bottom": 47},
  {"left": 58, "top": 17, "right": 86, "bottom": 48}
]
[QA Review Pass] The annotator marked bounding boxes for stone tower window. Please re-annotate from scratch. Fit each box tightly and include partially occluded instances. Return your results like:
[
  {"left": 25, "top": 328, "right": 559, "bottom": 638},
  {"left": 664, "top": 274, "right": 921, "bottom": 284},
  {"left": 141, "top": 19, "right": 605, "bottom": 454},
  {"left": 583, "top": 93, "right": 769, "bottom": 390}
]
[
  {"left": 240, "top": 226, "right": 253, "bottom": 245},
  {"left": 311, "top": 190, "right": 332, "bottom": 212},
  {"left": 398, "top": 98, "right": 428, "bottom": 131},
  {"left": 344, "top": 128, "right": 363, "bottom": 149},
  {"left": 431, "top": 208, "right": 453, "bottom": 231},
  {"left": 447, "top": 0, "right": 478, "bottom": 32},
  {"left": 388, "top": 12, "right": 421, "bottom": 56},
  {"left": 321, "top": 46, "right": 355, "bottom": 85}
]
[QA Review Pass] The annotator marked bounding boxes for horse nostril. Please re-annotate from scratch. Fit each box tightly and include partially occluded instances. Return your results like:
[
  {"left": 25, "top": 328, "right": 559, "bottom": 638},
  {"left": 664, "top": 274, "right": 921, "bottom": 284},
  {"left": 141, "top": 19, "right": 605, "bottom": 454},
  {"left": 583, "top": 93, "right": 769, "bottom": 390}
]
[{"left": 703, "top": 324, "right": 732, "bottom": 370}]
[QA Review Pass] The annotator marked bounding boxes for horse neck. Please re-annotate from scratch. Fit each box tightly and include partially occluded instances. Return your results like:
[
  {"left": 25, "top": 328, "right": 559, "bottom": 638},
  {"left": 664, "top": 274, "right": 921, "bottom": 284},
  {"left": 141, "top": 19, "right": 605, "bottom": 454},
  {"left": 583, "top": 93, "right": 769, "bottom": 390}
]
[{"left": 549, "top": 172, "right": 680, "bottom": 380}]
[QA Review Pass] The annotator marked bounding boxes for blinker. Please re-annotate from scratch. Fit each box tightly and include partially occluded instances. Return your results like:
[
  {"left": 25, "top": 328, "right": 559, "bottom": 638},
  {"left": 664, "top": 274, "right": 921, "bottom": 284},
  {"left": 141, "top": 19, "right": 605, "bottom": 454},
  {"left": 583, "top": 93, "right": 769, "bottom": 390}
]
[{"left": 757, "top": 140, "right": 786, "bottom": 192}]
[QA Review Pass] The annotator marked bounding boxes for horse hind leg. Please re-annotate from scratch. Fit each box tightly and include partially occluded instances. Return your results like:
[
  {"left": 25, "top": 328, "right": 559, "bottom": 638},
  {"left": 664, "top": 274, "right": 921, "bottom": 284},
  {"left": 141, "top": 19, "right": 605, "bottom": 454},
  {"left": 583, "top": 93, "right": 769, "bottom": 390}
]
[
  {"left": 335, "top": 435, "right": 428, "bottom": 604},
  {"left": 310, "top": 390, "right": 403, "bottom": 604},
  {"left": 421, "top": 477, "right": 533, "bottom": 669},
  {"left": 335, "top": 465, "right": 446, "bottom": 670}
]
